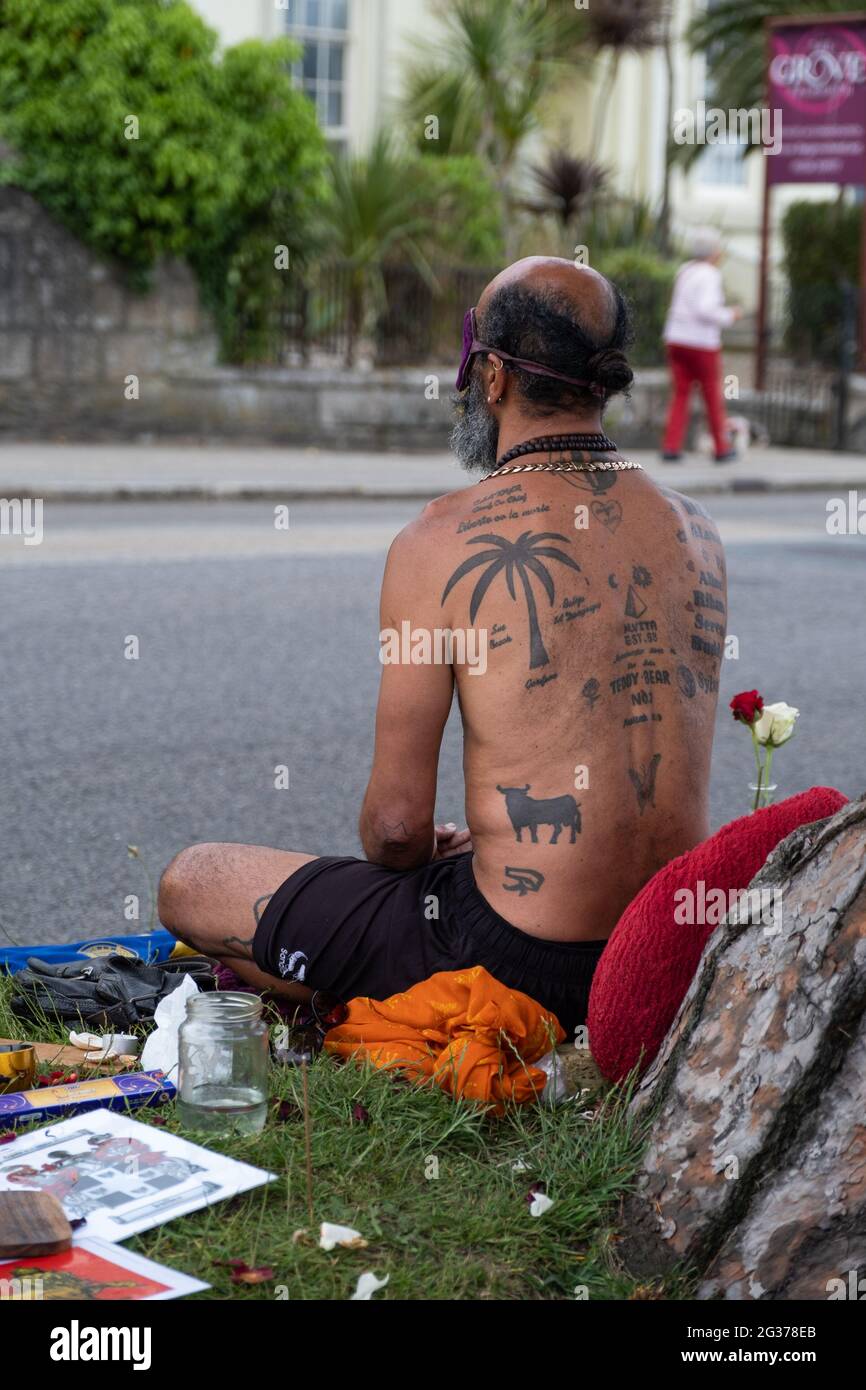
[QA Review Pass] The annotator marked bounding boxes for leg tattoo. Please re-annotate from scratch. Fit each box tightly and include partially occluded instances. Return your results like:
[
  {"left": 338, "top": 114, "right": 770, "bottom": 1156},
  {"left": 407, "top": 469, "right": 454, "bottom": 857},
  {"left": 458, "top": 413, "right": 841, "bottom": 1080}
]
[{"left": 221, "top": 934, "right": 257, "bottom": 961}]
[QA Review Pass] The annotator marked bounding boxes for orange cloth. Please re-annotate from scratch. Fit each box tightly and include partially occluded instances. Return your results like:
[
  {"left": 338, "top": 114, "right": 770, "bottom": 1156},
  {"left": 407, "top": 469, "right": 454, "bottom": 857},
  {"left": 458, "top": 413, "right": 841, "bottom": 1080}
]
[{"left": 324, "top": 965, "right": 564, "bottom": 1113}]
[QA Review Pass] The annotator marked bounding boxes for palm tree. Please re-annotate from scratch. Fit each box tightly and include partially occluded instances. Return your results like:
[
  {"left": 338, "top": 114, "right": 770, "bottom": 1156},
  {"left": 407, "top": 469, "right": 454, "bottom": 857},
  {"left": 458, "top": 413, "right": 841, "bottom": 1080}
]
[
  {"left": 584, "top": 0, "right": 669, "bottom": 155},
  {"left": 657, "top": 5, "right": 676, "bottom": 253},
  {"left": 441, "top": 531, "right": 582, "bottom": 669},
  {"left": 401, "top": 0, "right": 587, "bottom": 259},
  {"left": 688, "top": 0, "right": 855, "bottom": 119}
]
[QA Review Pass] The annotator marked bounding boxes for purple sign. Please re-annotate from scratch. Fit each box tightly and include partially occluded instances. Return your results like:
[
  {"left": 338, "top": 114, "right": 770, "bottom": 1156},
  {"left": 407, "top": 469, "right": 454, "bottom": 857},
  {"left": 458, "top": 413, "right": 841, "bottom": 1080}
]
[{"left": 767, "top": 21, "right": 866, "bottom": 185}]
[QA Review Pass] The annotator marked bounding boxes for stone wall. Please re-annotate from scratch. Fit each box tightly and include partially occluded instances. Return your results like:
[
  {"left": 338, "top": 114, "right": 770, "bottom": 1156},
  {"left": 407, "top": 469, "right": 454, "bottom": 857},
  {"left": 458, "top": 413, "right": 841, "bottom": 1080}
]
[
  {"left": 0, "top": 186, "right": 667, "bottom": 448},
  {"left": 2, "top": 186, "right": 861, "bottom": 450},
  {"left": 0, "top": 186, "right": 217, "bottom": 437}
]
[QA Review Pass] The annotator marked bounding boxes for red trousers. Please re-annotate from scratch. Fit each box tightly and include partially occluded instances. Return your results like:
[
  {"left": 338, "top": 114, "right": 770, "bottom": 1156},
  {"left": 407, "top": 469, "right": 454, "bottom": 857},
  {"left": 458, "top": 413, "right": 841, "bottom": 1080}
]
[{"left": 662, "top": 344, "right": 730, "bottom": 456}]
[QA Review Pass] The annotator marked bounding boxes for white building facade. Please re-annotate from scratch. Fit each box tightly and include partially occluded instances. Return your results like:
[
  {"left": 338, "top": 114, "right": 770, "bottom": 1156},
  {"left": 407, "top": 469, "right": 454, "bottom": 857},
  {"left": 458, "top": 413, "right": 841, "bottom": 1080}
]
[
  {"left": 191, "top": 0, "right": 835, "bottom": 309},
  {"left": 193, "top": 0, "right": 440, "bottom": 154}
]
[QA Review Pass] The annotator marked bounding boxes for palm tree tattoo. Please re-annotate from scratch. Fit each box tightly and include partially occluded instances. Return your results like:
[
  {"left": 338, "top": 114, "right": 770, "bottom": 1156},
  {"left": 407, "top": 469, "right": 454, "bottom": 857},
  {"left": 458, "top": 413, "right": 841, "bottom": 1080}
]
[{"left": 442, "top": 531, "right": 582, "bottom": 670}]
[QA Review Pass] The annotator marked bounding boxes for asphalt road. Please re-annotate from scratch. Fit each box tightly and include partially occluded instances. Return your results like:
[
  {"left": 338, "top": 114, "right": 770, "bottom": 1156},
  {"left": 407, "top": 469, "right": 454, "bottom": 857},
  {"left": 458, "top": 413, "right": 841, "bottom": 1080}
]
[{"left": 1, "top": 492, "right": 864, "bottom": 946}]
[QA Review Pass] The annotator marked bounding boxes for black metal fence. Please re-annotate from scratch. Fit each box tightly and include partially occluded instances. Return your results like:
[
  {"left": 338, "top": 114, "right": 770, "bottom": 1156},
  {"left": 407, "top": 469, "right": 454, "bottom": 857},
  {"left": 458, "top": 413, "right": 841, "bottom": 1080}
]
[
  {"left": 228, "top": 259, "right": 677, "bottom": 370},
  {"left": 376, "top": 264, "right": 493, "bottom": 365},
  {"left": 229, "top": 262, "right": 495, "bottom": 368},
  {"left": 755, "top": 279, "right": 861, "bottom": 449},
  {"left": 227, "top": 260, "right": 864, "bottom": 450},
  {"left": 749, "top": 368, "right": 838, "bottom": 449}
]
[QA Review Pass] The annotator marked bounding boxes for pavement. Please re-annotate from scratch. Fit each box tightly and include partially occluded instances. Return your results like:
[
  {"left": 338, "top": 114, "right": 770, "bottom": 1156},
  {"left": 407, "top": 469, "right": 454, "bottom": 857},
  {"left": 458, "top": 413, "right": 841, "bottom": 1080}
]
[
  {"left": 2, "top": 441, "right": 866, "bottom": 503},
  {"left": 1, "top": 494, "right": 863, "bottom": 943}
]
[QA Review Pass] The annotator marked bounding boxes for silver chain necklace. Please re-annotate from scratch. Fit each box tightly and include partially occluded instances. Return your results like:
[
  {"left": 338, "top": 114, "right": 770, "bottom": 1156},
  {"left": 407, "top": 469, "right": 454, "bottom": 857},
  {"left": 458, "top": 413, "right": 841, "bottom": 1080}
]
[{"left": 488, "top": 458, "right": 643, "bottom": 477}]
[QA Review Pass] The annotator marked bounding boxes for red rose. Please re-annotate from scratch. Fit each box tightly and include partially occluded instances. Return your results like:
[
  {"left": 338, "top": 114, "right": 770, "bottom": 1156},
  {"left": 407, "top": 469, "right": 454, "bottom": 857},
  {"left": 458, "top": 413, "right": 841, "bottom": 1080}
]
[{"left": 730, "top": 690, "right": 764, "bottom": 724}]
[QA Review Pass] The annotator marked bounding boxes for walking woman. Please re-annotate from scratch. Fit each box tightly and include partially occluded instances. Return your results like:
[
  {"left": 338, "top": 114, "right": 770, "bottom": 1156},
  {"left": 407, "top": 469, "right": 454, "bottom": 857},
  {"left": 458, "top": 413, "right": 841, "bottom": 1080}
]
[{"left": 661, "top": 227, "right": 741, "bottom": 464}]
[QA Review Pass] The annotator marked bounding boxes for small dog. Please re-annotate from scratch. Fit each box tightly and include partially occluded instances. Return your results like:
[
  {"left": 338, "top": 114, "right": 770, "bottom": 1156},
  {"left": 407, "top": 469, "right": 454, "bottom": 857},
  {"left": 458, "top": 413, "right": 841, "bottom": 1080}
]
[{"left": 696, "top": 413, "right": 769, "bottom": 458}]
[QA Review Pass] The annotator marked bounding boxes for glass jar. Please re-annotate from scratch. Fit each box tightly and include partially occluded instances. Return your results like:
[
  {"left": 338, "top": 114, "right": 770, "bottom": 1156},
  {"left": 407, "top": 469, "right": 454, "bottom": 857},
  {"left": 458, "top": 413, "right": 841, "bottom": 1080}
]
[{"left": 177, "top": 992, "right": 269, "bottom": 1135}]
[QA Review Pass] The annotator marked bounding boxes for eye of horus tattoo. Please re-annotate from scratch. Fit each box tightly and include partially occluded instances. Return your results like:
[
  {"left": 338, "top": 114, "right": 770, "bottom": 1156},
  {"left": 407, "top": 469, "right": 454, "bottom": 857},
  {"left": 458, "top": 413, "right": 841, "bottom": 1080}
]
[{"left": 502, "top": 867, "right": 545, "bottom": 895}]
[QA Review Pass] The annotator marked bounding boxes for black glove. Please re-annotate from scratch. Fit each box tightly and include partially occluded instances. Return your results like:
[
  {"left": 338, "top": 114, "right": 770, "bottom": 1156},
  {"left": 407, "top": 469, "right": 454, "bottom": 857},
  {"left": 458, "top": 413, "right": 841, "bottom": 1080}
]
[{"left": 10, "top": 953, "right": 214, "bottom": 1030}]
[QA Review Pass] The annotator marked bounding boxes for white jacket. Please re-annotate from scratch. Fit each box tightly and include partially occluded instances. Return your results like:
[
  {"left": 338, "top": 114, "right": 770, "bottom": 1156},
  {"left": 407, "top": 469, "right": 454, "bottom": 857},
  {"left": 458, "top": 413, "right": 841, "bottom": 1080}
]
[{"left": 663, "top": 260, "right": 736, "bottom": 351}]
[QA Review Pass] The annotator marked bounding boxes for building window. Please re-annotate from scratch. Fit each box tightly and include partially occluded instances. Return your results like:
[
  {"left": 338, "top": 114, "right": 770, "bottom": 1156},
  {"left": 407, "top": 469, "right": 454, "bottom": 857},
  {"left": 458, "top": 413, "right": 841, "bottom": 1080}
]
[
  {"left": 286, "top": 0, "right": 350, "bottom": 136},
  {"left": 696, "top": 0, "right": 745, "bottom": 185},
  {"left": 696, "top": 138, "right": 747, "bottom": 188}
]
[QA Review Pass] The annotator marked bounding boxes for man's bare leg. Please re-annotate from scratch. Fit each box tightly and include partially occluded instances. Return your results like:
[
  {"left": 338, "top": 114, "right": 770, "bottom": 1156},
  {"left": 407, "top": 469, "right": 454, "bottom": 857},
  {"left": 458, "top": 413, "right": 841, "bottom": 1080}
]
[{"left": 158, "top": 842, "right": 316, "bottom": 1002}]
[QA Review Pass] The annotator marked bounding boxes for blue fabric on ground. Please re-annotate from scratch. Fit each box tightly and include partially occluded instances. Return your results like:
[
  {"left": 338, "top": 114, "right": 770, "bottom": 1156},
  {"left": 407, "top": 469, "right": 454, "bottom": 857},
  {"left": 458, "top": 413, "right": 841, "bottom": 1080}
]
[{"left": 0, "top": 929, "right": 177, "bottom": 975}]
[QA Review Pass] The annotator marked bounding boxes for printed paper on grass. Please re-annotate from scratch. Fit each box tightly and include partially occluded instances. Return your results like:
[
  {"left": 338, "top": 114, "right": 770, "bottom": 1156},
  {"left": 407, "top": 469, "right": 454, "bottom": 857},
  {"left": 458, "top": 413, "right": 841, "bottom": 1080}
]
[
  {"left": 0, "top": 1109, "right": 274, "bottom": 1242},
  {"left": 0, "top": 1236, "right": 209, "bottom": 1300}
]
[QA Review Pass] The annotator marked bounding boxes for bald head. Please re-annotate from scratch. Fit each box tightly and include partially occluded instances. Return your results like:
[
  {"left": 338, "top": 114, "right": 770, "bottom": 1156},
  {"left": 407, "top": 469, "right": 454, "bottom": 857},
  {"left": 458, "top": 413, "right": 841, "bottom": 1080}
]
[{"left": 478, "top": 256, "right": 619, "bottom": 343}]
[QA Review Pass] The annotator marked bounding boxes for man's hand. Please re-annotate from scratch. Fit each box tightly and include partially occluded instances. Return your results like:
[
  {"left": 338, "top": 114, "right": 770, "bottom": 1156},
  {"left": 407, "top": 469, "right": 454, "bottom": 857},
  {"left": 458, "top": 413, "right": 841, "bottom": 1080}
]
[{"left": 433, "top": 823, "right": 473, "bottom": 860}]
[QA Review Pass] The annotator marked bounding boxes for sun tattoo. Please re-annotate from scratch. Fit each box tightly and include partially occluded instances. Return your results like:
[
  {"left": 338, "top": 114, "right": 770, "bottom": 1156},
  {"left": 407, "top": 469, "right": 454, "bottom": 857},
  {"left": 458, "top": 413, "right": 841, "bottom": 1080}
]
[{"left": 441, "top": 530, "right": 582, "bottom": 670}]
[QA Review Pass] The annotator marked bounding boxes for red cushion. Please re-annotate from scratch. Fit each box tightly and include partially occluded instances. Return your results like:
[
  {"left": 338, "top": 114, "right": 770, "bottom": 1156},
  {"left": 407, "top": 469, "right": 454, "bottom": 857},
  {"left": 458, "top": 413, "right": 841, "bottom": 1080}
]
[{"left": 587, "top": 787, "right": 848, "bottom": 1083}]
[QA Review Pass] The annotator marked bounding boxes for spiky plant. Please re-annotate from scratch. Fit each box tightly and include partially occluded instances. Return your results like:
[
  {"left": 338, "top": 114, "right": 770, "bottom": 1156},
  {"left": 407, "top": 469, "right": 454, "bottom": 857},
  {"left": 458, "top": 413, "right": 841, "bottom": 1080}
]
[{"left": 530, "top": 151, "right": 608, "bottom": 231}]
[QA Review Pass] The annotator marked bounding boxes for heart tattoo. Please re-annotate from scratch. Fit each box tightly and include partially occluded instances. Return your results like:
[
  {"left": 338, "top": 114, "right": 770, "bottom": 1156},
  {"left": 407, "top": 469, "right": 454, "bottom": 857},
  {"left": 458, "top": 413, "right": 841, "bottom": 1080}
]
[{"left": 591, "top": 499, "right": 623, "bottom": 533}]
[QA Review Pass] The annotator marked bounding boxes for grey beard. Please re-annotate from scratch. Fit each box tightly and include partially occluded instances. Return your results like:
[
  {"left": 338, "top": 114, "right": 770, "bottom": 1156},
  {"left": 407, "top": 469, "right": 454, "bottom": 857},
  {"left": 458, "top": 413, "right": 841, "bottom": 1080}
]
[{"left": 450, "top": 373, "right": 499, "bottom": 473}]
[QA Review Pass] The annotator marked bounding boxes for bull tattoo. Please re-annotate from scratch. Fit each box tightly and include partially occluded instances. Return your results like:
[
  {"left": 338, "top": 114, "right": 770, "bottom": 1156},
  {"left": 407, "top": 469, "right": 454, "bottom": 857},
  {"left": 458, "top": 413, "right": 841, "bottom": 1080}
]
[{"left": 496, "top": 784, "right": 581, "bottom": 845}]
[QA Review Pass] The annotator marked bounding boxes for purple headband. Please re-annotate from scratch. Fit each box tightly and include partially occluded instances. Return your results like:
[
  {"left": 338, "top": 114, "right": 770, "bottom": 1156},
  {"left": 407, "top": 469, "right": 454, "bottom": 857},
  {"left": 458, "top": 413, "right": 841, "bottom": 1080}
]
[{"left": 456, "top": 307, "right": 606, "bottom": 398}]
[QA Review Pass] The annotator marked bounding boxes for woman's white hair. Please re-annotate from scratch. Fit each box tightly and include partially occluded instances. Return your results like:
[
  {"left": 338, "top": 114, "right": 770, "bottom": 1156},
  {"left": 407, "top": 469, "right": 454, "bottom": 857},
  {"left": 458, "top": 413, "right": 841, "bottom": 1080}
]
[{"left": 687, "top": 226, "right": 723, "bottom": 260}]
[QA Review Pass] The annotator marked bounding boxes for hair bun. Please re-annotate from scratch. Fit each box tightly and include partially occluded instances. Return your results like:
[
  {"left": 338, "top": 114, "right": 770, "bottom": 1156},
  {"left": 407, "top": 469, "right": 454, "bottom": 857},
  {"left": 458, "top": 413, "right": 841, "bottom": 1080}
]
[{"left": 585, "top": 347, "right": 633, "bottom": 395}]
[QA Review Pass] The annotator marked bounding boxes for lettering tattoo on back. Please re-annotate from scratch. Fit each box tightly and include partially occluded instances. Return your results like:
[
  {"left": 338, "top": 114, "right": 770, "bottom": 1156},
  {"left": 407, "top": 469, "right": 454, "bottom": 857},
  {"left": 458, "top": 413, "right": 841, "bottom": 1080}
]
[
  {"left": 659, "top": 487, "right": 715, "bottom": 521},
  {"left": 442, "top": 530, "right": 582, "bottom": 671},
  {"left": 459, "top": 483, "right": 557, "bottom": 534},
  {"left": 664, "top": 496, "right": 728, "bottom": 673}
]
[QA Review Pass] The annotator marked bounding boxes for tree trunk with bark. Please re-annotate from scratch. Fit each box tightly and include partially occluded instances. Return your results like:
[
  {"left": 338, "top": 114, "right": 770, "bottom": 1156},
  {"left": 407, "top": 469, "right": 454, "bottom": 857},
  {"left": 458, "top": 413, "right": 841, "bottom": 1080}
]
[{"left": 620, "top": 795, "right": 866, "bottom": 1300}]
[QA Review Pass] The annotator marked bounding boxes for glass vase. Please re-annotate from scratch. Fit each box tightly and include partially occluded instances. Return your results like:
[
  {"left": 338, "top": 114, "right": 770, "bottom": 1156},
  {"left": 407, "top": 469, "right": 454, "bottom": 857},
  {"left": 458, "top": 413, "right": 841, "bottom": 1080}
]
[{"left": 749, "top": 781, "right": 777, "bottom": 811}]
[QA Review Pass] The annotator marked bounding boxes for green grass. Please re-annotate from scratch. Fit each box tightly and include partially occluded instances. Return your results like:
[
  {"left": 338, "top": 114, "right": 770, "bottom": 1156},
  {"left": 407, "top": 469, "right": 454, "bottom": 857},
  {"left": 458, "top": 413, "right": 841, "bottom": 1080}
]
[{"left": 0, "top": 980, "right": 674, "bottom": 1301}]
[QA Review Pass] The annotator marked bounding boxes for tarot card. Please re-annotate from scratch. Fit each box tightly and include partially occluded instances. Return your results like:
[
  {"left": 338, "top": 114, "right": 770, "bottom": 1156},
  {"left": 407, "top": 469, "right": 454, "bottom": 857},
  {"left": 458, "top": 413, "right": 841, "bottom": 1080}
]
[
  {"left": 0, "top": 1236, "right": 209, "bottom": 1300},
  {"left": 0, "top": 1108, "right": 274, "bottom": 1242}
]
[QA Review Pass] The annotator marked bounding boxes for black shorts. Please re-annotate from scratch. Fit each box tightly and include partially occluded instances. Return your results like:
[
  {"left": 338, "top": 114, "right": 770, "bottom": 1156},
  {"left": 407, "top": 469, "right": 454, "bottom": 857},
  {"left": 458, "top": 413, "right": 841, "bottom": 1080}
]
[{"left": 252, "top": 852, "right": 606, "bottom": 1039}]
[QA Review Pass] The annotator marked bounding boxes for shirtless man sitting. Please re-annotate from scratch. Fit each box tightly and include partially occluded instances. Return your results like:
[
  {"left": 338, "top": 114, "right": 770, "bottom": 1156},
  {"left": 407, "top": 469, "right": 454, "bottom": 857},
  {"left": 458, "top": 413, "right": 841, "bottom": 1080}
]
[{"left": 158, "top": 256, "right": 725, "bottom": 1039}]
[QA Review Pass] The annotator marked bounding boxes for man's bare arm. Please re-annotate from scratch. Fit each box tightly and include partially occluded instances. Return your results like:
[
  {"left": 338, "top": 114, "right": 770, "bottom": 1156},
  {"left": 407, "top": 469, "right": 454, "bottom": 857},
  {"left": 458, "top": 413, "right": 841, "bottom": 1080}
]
[{"left": 359, "top": 518, "right": 455, "bottom": 869}]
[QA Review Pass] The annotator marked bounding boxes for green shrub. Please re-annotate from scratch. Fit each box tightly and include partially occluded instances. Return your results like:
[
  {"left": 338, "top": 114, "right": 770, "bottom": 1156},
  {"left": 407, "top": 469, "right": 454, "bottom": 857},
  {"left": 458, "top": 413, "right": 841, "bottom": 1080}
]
[
  {"left": 416, "top": 155, "right": 505, "bottom": 265},
  {"left": 0, "top": 0, "right": 327, "bottom": 351},
  {"left": 781, "top": 199, "right": 861, "bottom": 365},
  {"left": 595, "top": 247, "right": 677, "bottom": 366}
]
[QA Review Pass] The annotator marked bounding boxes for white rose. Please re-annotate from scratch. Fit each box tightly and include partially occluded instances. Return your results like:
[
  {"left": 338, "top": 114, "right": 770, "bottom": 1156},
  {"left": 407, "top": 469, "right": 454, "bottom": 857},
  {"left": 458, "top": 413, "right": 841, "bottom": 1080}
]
[{"left": 753, "top": 702, "right": 799, "bottom": 748}]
